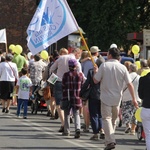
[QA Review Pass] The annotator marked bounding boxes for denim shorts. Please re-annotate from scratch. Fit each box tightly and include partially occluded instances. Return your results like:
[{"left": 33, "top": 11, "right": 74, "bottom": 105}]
[{"left": 54, "top": 81, "right": 62, "bottom": 105}]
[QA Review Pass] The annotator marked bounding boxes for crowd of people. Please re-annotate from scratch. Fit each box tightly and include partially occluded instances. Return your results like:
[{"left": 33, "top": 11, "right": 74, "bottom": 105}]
[{"left": 0, "top": 44, "right": 150, "bottom": 150}]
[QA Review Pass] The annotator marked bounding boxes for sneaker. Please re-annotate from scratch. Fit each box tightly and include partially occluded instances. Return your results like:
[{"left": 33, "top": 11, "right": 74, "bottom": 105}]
[
  {"left": 62, "top": 132, "right": 70, "bottom": 136},
  {"left": 23, "top": 116, "right": 27, "bottom": 119},
  {"left": 46, "top": 110, "right": 51, "bottom": 116},
  {"left": 118, "top": 119, "right": 122, "bottom": 127},
  {"left": 2, "top": 108, "right": 5, "bottom": 113},
  {"left": 74, "top": 129, "right": 80, "bottom": 139},
  {"left": 58, "top": 126, "right": 64, "bottom": 132},
  {"left": 100, "top": 131, "right": 105, "bottom": 139},
  {"left": 54, "top": 110, "right": 59, "bottom": 119},
  {"left": 90, "top": 134, "right": 98, "bottom": 141},
  {"left": 130, "top": 130, "right": 135, "bottom": 135},
  {"left": 70, "top": 117, "right": 73, "bottom": 124},
  {"left": 83, "top": 129, "right": 89, "bottom": 133},
  {"left": 5, "top": 109, "right": 9, "bottom": 113},
  {"left": 81, "top": 124, "right": 86, "bottom": 129},
  {"left": 125, "top": 127, "right": 131, "bottom": 133},
  {"left": 104, "top": 142, "right": 116, "bottom": 150}
]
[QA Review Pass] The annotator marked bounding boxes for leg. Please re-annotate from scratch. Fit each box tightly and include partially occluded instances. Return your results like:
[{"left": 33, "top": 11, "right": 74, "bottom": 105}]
[
  {"left": 101, "top": 102, "right": 116, "bottom": 146},
  {"left": 83, "top": 103, "right": 90, "bottom": 132},
  {"left": 6, "top": 99, "right": 11, "bottom": 113},
  {"left": 72, "top": 107, "right": 81, "bottom": 138},
  {"left": 1, "top": 100, "right": 6, "bottom": 112},
  {"left": 141, "top": 108, "right": 150, "bottom": 150},
  {"left": 63, "top": 108, "right": 70, "bottom": 134},
  {"left": 23, "top": 100, "right": 28, "bottom": 118},
  {"left": 54, "top": 82, "right": 64, "bottom": 131},
  {"left": 17, "top": 99, "right": 23, "bottom": 116}
]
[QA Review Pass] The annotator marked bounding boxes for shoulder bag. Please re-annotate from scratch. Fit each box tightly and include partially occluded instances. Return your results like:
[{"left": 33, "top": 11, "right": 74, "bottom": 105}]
[{"left": 7, "top": 62, "right": 18, "bottom": 85}]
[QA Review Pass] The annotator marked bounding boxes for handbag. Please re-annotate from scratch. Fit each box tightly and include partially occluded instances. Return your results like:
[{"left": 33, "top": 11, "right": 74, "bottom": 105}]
[{"left": 80, "top": 86, "right": 92, "bottom": 101}]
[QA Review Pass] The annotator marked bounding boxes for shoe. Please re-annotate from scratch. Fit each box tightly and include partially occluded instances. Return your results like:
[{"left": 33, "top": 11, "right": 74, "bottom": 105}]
[
  {"left": 23, "top": 116, "right": 27, "bottom": 119},
  {"left": 118, "top": 120, "right": 122, "bottom": 127},
  {"left": 62, "top": 132, "right": 70, "bottom": 136},
  {"left": 83, "top": 129, "right": 89, "bottom": 133},
  {"left": 46, "top": 110, "right": 51, "bottom": 116},
  {"left": 100, "top": 131, "right": 105, "bottom": 139},
  {"left": 2, "top": 108, "right": 5, "bottom": 113},
  {"left": 104, "top": 143, "right": 116, "bottom": 150},
  {"left": 5, "top": 109, "right": 9, "bottom": 113},
  {"left": 70, "top": 117, "right": 73, "bottom": 124},
  {"left": 74, "top": 129, "right": 80, "bottom": 139},
  {"left": 54, "top": 110, "right": 59, "bottom": 119},
  {"left": 50, "top": 116, "right": 55, "bottom": 120},
  {"left": 130, "top": 130, "right": 135, "bottom": 135},
  {"left": 81, "top": 124, "right": 86, "bottom": 129},
  {"left": 125, "top": 127, "right": 131, "bottom": 133},
  {"left": 58, "top": 126, "right": 64, "bottom": 132},
  {"left": 90, "top": 134, "right": 98, "bottom": 140}
]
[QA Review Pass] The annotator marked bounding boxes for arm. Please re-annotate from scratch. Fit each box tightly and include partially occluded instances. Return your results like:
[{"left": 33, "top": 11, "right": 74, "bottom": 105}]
[
  {"left": 93, "top": 64, "right": 99, "bottom": 84},
  {"left": 127, "top": 82, "right": 138, "bottom": 108},
  {"left": 138, "top": 77, "right": 144, "bottom": 99}
]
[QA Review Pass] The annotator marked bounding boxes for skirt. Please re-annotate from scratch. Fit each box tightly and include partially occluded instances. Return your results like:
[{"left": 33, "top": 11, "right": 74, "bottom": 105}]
[{"left": 0, "top": 81, "right": 15, "bottom": 100}]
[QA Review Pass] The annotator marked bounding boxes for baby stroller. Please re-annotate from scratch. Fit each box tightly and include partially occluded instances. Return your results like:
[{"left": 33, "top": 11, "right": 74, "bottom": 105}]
[
  {"left": 30, "top": 80, "right": 47, "bottom": 114},
  {"left": 136, "top": 121, "right": 145, "bottom": 141}
]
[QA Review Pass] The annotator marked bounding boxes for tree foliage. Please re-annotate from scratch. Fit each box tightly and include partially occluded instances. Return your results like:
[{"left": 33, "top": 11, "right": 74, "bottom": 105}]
[{"left": 67, "top": 0, "right": 150, "bottom": 52}]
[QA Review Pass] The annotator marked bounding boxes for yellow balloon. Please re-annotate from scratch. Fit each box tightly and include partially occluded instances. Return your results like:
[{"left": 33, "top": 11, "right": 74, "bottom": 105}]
[
  {"left": 141, "top": 69, "right": 150, "bottom": 77},
  {"left": 132, "top": 45, "right": 140, "bottom": 54},
  {"left": 40, "top": 50, "right": 48, "bottom": 60},
  {"left": 135, "top": 107, "right": 142, "bottom": 122},
  {"left": 15, "top": 45, "right": 23, "bottom": 54},
  {"left": 9, "top": 44, "right": 15, "bottom": 50},
  {"left": 135, "top": 61, "right": 141, "bottom": 69}
]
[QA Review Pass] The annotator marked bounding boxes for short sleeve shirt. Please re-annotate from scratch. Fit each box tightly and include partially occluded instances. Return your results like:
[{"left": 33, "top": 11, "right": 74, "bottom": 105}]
[{"left": 94, "top": 59, "right": 131, "bottom": 106}]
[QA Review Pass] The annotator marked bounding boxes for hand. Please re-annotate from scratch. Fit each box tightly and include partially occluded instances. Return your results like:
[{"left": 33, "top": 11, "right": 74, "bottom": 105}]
[{"left": 132, "top": 100, "right": 139, "bottom": 109}]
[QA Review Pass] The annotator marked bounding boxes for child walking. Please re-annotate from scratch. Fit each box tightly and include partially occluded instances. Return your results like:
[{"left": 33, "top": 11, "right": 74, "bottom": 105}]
[
  {"left": 61, "top": 59, "right": 84, "bottom": 138},
  {"left": 16, "top": 68, "right": 32, "bottom": 119}
]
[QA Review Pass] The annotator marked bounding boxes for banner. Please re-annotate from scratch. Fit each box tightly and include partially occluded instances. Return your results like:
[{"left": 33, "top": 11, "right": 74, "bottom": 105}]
[
  {"left": 27, "top": 0, "right": 79, "bottom": 55},
  {"left": 0, "top": 28, "right": 7, "bottom": 43}
]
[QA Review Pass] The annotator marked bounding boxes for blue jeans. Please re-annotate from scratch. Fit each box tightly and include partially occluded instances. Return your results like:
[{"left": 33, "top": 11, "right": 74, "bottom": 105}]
[
  {"left": 17, "top": 99, "right": 28, "bottom": 117},
  {"left": 89, "top": 99, "right": 102, "bottom": 134}
]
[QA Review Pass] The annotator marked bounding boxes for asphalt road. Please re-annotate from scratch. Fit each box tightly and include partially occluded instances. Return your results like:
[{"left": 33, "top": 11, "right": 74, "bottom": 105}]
[{"left": 0, "top": 106, "right": 146, "bottom": 150}]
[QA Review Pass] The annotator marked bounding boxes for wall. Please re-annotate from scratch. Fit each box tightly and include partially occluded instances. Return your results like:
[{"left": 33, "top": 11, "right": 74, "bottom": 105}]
[{"left": 0, "top": 0, "right": 37, "bottom": 52}]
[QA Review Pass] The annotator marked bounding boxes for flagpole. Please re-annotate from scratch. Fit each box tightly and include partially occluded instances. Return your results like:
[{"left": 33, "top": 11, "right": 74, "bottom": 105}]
[
  {"left": 78, "top": 30, "right": 95, "bottom": 66},
  {"left": 63, "top": 0, "right": 95, "bottom": 66},
  {"left": 5, "top": 29, "right": 8, "bottom": 53}
]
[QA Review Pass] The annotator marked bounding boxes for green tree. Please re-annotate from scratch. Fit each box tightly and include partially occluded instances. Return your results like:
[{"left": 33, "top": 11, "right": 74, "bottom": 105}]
[{"left": 68, "top": 0, "right": 150, "bottom": 52}]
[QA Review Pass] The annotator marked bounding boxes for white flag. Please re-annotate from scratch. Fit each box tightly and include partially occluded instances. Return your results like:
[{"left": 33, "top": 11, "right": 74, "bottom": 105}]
[
  {"left": 27, "top": 0, "right": 79, "bottom": 55},
  {"left": 0, "top": 28, "right": 7, "bottom": 43}
]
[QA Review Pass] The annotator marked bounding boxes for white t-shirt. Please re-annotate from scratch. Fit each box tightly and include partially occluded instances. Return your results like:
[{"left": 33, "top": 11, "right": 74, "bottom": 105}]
[
  {"left": 17, "top": 75, "right": 32, "bottom": 99},
  {"left": 0, "top": 61, "right": 18, "bottom": 81}
]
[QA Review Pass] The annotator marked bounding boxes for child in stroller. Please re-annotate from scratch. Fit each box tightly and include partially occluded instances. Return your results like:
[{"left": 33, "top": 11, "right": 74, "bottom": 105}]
[
  {"left": 136, "top": 121, "right": 145, "bottom": 141},
  {"left": 30, "top": 80, "right": 48, "bottom": 114}
]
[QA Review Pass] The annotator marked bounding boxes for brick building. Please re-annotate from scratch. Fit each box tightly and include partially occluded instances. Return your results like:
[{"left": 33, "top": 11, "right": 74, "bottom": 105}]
[{"left": 0, "top": 0, "right": 39, "bottom": 52}]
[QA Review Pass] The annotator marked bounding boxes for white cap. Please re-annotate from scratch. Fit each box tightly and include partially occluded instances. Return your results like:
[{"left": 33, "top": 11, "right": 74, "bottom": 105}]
[{"left": 110, "top": 43, "right": 117, "bottom": 48}]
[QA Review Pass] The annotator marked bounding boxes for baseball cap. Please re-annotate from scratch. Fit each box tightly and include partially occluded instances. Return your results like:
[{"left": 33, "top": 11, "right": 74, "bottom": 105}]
[
  {"left": 68, "top": 59, "right": 78, "bottom": 67},
  {"left": 90, "top": 46, "right": 101, "bottom": 53},
  {"left": 110, "top": 43, "right": 117, "bottom": 48}
]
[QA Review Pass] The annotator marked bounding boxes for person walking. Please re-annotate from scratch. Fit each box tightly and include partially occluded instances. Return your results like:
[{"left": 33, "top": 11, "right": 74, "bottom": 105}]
[
  {"left": 50, "top": 48, "right": 85, "bottom": 132},
  {"left": 138, "top": 72, "right": 150, "bottom": 150},
  {"left": 16, "top": 68, "right": 32, "bottom": 119},
  {"left": 93, "top": 47, "right": 138, "bottom": 150},
  {"left": 61, "top": 59, "right": 84, "bottom": 138},
  {"left": 0, "top": 54, "right": 18, "bottom": 113}
]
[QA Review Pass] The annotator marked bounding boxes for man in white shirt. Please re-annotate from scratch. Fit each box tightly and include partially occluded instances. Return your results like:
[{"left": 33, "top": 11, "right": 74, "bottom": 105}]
[{"left": 93, "top": 47, "right": 138, "bottom": 150}]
